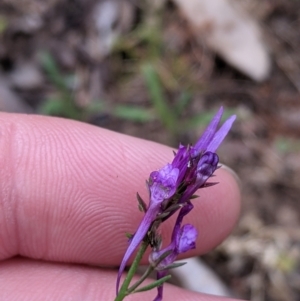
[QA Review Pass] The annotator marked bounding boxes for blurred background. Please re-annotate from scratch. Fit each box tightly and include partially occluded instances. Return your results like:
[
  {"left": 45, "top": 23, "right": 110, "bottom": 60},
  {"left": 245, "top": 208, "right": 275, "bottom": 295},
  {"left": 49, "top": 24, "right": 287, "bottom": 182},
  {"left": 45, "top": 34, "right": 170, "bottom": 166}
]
[{"left": 0, "top": 0, "right": 299, "bottom": 300}]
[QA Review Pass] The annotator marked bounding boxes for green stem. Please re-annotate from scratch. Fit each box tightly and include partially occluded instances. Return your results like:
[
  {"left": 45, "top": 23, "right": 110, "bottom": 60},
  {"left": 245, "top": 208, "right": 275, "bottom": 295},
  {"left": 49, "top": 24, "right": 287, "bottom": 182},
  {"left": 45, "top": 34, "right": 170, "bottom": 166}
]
[
  {"left": 127, "top": 265, "right": 154, "bottom": 294},
  {"left": 114, "top": 241, "right": 149, "bottom": 301}
]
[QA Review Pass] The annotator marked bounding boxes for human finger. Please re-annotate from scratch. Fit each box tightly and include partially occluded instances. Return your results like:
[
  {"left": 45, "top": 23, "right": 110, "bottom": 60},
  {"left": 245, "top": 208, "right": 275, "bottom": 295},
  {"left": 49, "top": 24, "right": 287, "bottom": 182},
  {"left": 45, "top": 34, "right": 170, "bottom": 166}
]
[
  {"left": 0, "top": 258, "right": 244, "bottom": 301},
  {"left": 0, "top": 113, "right": 240, "bottom": 265}
]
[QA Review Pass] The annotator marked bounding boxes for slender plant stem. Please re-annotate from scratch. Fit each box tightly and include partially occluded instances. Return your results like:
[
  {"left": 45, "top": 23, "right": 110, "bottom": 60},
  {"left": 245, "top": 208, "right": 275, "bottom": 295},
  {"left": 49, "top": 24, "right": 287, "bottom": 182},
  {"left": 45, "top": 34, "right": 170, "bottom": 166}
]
[
  {"left": 114, "top": 241, "right": 149, "bottom": 301},
  {"left": 127, "top": 265, "right": 154, "bottom": 293}
]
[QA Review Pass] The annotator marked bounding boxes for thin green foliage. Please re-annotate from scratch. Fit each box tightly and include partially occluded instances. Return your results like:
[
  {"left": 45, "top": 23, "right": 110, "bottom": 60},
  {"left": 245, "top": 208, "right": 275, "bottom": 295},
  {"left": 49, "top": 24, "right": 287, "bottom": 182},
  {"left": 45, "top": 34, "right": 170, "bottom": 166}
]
[
  {"left": 142, "top": 63, "right": 177, "bottom": 134},
  {"left": 142, "top": 62, "right": 236, "bottom": 143},
  {"left": 274, "top": 136, "right": 300, "bottom": 154},
  {"left": 39, "top": 52, "right": 81, "bottom": 120},
  {"left": 132, "top": 275, "right": 171, "bottom": 294},
  {"left": 113, "top": 105, "right": 154, "bottom": 122},
  {"left": 39, "top": 52, "right": 154, "bottom": 123}
]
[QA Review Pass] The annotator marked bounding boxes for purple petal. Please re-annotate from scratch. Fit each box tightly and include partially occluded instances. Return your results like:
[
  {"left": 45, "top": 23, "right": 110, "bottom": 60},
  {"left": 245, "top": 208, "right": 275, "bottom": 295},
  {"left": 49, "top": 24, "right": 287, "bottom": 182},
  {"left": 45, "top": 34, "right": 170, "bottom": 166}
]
[
  {"left": 168, "top": 202, "right": 194, "bottom": 241},
  {"left": 176, "top": 224, "right": 197, "bottom": 253},
  {"left": 194, "top": 107, "right": 224, "bottom": 151},
  {"left": 177, "top": 152, "right": 219, "bottom": 205},
  {"left": 149, "top": 164, "right": 179, "bottom": 204},
  {"left": 171, "top": 145, "right": 191, "bottom": 184},
  {"left": 197, "top": 152, "right": 219, "bottom": 181},
  {"left": 149, "top": 223, "right": 197, "bottom": 270},
  {"left": 171, "top": 145, "right": 188, "bottom": 167},
  {"left": 207, "top": 115, "right": 236, "bottom": 152},
  {"left": 116, "top": 205, "right": 160, "bottom": 294}
]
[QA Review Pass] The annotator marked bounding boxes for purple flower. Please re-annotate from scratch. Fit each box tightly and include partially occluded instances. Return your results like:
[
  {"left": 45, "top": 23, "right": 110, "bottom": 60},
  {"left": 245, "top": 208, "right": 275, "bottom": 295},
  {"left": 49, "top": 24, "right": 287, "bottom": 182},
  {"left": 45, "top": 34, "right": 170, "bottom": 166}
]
[
  {"left": 116, "top": 164, "right": 179, "bottom": 293},
  {"left": 116, "top": 107, "right": 236, "bottom": 294},
  {"left": 178, "top": 151, "right": 219, "bottom": 206},
  {"left": 149, "top": 164, "right": 179, "bottom": 204},
  {"left": 149, "top": 224, "right": 197, "bottom": 270},
  {"left": 150, "top": 202, "right": 196, "bottom": 268},
  {"left": 176, "top": 224, "right": 197, "bottom": 253},
  {"left": 151, "top": 224, "right": 198, "bottom": 301},
  {"left": 149, "top": 203, "right": 197, "bottom": 301}
]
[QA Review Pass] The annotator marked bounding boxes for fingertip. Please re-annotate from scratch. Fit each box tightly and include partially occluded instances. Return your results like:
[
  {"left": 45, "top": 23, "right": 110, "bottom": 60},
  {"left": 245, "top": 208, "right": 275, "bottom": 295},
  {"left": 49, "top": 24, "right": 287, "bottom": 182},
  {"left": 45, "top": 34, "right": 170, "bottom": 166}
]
[
  {"left": 217, "top": 165, "right": 241, "bottom": 224},
  {"left": 0, "top": 258, "right": 244, "bottom": 301},
  {"left": 0, "top": 113, "right": 241, "bottom": 265}
]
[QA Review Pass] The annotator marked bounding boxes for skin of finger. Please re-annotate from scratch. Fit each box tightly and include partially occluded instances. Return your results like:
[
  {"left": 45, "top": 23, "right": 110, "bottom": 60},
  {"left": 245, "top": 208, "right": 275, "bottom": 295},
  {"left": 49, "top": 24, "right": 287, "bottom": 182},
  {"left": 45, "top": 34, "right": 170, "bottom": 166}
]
[
  {"left": 0, "top": 113, "right": 240, "bottom": 264},
  {"left": 0, "top": 258, "right": 245, "bottom": 301}
]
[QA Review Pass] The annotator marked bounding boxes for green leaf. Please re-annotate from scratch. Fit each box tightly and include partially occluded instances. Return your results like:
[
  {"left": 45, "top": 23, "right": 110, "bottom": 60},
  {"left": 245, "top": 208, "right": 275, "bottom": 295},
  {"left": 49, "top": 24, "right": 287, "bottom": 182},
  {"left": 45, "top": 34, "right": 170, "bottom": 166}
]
[
  {"left": 125, "top": 232, "right": 133, "bottom": 239},
  {"left": 116, "top": 241, "right": 149, "bottom": 301},
  {"left": 184, "top": 111, "right": 217, "bottom": 129},
  {"left": 39, "top": 52, "right": 68, "bottom": 92},
  {"left": 137, "top": 192, "right": 147, "bottom": 212},
  {"left": 133, "top": 275, "right": 171, "bottom": 293},
  {"left": 0, "top": 16, "right": 8, "bottom": 34},
  {"left": 142, "top": 63, "right": 176, "bottom": 132},
  {"left": 39, "top": 97, "right": 81, "bottom": 120},
  {"left": 203, "top": 182, "right": 218, "bottom": 188},
  {"left": 113, "top": 105, "right": 154, "bottom": 122},
  {"left": 85, "top": 102, "right": 106, "bottom": 114},
  {"left": 174, "top": 90, "right": 192, "bottom": 114},
  {"left": 156, "top": 203, "right": 183, "bottom": 220},
  {"left": 39, "top": 98, "right": 65, "bottom": 116},
  {"left": 165, "top": 261, "right": 187, "bottom": 270}
]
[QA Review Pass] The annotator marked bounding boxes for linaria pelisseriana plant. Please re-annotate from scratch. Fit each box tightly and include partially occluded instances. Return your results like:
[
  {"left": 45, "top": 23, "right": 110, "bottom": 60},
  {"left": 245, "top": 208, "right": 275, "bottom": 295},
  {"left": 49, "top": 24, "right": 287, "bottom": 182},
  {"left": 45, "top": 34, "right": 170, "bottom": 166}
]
[{"left": 115, "top": 107, "right": 236, "bottom": 301}]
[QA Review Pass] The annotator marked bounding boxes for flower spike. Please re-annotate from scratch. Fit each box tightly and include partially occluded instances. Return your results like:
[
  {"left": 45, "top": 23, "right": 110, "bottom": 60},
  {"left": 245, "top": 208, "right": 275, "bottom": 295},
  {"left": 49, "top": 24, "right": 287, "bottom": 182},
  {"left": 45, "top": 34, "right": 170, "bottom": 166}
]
[
  {"left": 149, "top": 203, "right": 197, "bottom": 301},
  {"left": 115, "top": 107, "right": 236, "bottom": 300},
  {"left": 116, "top": 164, "right": 179, "bottom": 293}
]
